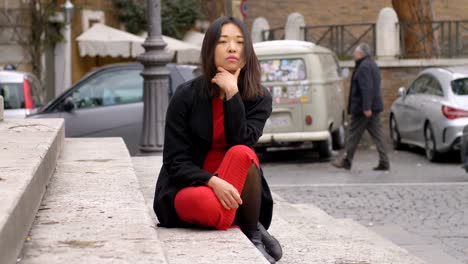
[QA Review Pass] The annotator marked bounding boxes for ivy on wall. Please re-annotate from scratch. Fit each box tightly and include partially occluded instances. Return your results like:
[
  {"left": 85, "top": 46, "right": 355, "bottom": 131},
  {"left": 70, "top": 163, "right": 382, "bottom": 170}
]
[{"left": 114, "top": 0, "right": 203, "bottom": 39}]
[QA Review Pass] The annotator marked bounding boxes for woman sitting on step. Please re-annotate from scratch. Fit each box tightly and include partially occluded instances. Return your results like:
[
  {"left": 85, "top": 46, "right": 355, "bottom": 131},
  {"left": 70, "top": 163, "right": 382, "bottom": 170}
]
[{"left": 153, "top": 16, "right": 282, "bottom": 263}]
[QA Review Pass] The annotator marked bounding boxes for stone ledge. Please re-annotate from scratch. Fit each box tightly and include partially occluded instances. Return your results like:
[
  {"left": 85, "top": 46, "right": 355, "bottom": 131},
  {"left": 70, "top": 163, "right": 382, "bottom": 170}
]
[
  {"left": 133, "top": 157, "right": 425, "bottom": 263},
  {"left": 19, "top": 138, "right": 167, "bottom": 264},
  {"left": 0, "top": 119, "right": 64, "bottom": 264},
  {"left": 132, "top": 156, "right": 269, "bottom": 264}
]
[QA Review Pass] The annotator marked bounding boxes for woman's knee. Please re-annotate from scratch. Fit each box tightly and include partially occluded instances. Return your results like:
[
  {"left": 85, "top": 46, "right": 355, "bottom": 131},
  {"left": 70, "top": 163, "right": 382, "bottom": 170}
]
[
  {"left": 226, "top": 145, "right": 258, "bottom": 162},
  {"left": 175, "top": 187, "right": 223, "bottom": 223}
]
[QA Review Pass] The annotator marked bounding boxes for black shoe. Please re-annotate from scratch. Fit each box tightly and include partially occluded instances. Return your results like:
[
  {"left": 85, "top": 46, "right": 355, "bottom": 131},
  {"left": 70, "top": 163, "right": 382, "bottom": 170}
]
[
  {"left": 373, "top": 163, "right": 390, "bottom": 171},
  {"left": 245, "top": 229, "right": 276, "bottom": 263},
  {"left": 331, "top": 157, "right": 351, "bottom": 170},
  {"left": 258, "top": 223, "right": 282, "bottom": 261}
]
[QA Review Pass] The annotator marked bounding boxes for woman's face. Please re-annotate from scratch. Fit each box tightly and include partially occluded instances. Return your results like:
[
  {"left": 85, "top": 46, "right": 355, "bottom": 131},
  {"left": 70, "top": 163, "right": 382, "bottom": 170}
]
[{"left": 214, "top": 23, "right": 245, "bottom": 74}]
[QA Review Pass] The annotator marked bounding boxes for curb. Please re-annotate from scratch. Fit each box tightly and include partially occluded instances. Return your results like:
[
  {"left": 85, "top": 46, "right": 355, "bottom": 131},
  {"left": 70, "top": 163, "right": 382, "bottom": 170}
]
[{"left": 0, "top": 120, "right": 64, "bottom": 264}]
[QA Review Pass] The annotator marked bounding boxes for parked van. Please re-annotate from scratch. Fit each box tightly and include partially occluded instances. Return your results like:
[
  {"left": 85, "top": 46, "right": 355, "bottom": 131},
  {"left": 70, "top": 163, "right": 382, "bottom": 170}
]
[{"left": 254, "top": 40, "right": 347, "bottom": 158}]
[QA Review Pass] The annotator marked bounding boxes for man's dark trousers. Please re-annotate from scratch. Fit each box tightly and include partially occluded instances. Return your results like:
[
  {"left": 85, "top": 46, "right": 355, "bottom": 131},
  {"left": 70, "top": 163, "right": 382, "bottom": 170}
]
[{"left": 345, "top": 113, "right": 389, "bottom": 166}]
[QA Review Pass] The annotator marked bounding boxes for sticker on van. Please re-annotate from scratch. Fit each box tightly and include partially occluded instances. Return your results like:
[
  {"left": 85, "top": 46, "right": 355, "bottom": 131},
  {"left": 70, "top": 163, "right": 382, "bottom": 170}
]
[{"left": 260, "top": 58, "right": 306, "bottom": 82}]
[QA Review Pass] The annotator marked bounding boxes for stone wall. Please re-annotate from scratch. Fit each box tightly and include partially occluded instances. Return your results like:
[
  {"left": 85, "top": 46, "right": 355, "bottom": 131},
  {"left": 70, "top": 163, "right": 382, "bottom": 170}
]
[{"left": 246, "top": 0, "right": 468, "bottom": 30}]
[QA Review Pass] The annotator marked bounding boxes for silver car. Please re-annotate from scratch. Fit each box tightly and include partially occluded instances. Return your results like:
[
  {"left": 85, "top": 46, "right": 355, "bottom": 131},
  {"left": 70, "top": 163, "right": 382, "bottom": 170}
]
[
  {"left": 390, "top": 66, "right": 468, "bottom": 161},
  {"left": 29, "top": 63, "right": 198, "bottom": 156}
]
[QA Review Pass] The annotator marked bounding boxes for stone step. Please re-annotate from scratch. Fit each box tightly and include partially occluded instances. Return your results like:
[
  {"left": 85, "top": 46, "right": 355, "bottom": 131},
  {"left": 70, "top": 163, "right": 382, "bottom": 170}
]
[
  {"left": 131, "top": 156, "right": 269, "bottom": 264},
  {"left": 19, "top": 138, "right": 167, "bottom": 264},
  {"left": 0, "top": 119, "right": 64, "bottom": 264},
  {"left": 370, "top": 224, "right": 463, "bottom": 264},
  {"left": 271, "top": 194, "right": 426, "bottom": 264}
]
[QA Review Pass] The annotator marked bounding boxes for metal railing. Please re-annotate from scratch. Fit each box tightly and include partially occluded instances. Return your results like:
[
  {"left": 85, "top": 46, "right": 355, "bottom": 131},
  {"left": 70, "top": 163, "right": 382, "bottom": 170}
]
[
  {"left": 398, "top": 20, "right": 468, "bottom": 58},
  {"left": 303, "top": 23, "right": 376, "bottom": 59},
  {"left": 261, "top": 27, "right": 284, "bottom": 41},
  {"left": 261, "top": 20, "right": 468, "bottom": 59},
  {"left": 455, "top": 21, "right": 468, "bottom": 57},
  {"left": 262, "top": 23, "right": 376, "bottom": 60}
]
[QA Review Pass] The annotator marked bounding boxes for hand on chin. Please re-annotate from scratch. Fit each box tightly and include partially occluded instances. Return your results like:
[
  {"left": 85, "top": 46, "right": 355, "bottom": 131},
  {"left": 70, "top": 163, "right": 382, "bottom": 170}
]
[{"left": 211, "top": 66, "right": 241, "bottom": 100}]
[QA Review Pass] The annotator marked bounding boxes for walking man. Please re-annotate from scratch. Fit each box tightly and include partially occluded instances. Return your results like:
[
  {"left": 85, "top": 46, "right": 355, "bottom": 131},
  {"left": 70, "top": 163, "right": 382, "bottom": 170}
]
[{"left": 332, "top": 43, "right": 390, "bottom": 171}]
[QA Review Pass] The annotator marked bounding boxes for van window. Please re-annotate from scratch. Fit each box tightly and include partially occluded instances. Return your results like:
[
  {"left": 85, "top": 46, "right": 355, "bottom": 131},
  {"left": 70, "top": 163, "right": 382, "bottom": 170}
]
[
  {"left": 260, "top": 58, "right": 306, "bottom": 82},
  {"left": 319, "top": 54, "right": 340, "bottom": 80}
]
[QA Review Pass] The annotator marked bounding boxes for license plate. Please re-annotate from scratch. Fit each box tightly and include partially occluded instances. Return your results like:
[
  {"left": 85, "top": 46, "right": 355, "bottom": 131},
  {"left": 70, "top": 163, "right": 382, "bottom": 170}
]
[{"left": 265, "top": 115, "right": 291, "bottom": 128}]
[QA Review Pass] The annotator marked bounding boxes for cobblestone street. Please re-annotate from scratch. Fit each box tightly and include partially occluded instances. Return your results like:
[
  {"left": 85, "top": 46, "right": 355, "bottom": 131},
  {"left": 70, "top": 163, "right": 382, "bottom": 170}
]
[
  {"left": 261, "top": 147, "right": 468, "bottom": 263},
  {"left": 272, "top": 183, "right": 468, "bottom": 262}
]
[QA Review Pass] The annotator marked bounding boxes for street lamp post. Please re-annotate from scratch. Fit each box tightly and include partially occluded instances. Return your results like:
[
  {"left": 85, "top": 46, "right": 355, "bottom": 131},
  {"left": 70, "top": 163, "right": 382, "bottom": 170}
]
[
  {"left": 138, "top": 0, "right": 172, "bottom": 153},
  {"left": 54, "top": 0, "right": 74, "bottom": 98}
]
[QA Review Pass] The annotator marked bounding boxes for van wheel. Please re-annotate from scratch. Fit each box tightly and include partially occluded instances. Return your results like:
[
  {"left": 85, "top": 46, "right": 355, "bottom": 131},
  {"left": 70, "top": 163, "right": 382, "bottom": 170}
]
[
  {"left": 317, "top": 137, "right": 332, "bottom": 159},
  {"left": 332, "top": 124, "right": 345, "bottom": 150}
]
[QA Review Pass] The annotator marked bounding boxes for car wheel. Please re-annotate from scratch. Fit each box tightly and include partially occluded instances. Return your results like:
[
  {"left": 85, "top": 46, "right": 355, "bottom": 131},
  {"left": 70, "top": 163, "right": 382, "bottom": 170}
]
[
  {"left": 317, "top": 137, "right": 333, "bottom": 159},
  {"left": 332, "top": 124, "right": 345, "bottom": 150},
  {"left": 390, "top": 115, "right": 403, "bottom": 150},
  {"left": 462, "top": 147, "right": 468, "bottom": 173},
  {"left": 424, "top": 123, "right": 439, "bottom": 162}
]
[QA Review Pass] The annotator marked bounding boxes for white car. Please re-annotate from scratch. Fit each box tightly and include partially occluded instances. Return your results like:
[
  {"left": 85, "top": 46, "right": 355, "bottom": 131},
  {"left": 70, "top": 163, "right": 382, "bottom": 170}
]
[
  {"left": 0, "top": 70, "right": 43, "bottom": 118},
  {"left": 390, "top": 66, "right": 468, "bottom": 161}
]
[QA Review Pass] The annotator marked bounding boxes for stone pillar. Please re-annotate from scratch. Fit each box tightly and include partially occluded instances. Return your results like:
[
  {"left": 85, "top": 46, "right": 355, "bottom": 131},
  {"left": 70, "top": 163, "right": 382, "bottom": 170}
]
[
  {"left": 285, "top": 12, "right": 305, "bottom": 41},
  {"left": 376, "top": 7, "right": 400, "bottom": 60},
  {"left": 0, "top": 96, "right": 3, "bottom": 121},
  {"left": 251, "top": 17, "right": 270, "bottom": 43}
]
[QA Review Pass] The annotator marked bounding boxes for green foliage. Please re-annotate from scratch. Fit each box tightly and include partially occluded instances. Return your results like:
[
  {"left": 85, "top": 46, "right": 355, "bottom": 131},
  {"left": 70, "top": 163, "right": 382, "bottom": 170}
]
[
  {"left": 161, "top": 0, "right": 203, "bottom": 39},
  {"left": 114, "top": 0, "right": 147, "bottom": 35},
  {"left": 114, "top": 0, "right": 203, "bottom": 39}
]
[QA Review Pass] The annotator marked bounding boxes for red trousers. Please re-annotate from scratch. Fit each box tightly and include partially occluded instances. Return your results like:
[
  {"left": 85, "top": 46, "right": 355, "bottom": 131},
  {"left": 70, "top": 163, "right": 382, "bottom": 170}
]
[{"left": 174, "top": 145, "right": 260, "bottom": 230}]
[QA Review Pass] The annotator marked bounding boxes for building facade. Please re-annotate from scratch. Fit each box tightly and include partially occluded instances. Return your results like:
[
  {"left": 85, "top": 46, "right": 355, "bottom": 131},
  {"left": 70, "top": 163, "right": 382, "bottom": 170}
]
[{"left": 245, "top": 0, "right": 468, "bottom": 29}]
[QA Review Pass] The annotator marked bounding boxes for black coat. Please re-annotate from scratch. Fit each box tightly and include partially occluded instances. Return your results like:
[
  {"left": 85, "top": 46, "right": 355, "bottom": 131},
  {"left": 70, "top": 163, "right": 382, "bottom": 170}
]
[
  {"left": 153, "top": 76, "right": 274, "bottom": 229},
  {"left": 348, "top": 56, "right": 384, "bottom": 116}
]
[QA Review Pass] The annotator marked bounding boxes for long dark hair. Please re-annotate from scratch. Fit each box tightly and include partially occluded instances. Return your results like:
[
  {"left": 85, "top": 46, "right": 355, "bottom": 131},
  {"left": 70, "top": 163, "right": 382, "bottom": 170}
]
[{"left": 200, "top": 16, "right": 263, "bottom": 100}]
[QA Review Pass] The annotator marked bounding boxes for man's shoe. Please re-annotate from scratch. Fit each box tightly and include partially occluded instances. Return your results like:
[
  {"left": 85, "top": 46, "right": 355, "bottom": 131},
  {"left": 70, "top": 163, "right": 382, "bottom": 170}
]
[
  {"left": 373, "top": 163, "right": 390, "bottom": 171},
  {"left": 331, "top": 157, "right": 351, "bottom": 170},
  {"left": 245, "top": 229, "right": 276, "bottom": 263},
  {"left": 258, "top": 223, "right": 282, "bottom": 261}
]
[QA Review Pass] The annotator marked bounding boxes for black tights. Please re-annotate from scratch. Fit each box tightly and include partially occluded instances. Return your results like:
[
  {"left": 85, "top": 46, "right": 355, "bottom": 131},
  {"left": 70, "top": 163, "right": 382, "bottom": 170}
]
[{"left": 235, "top": 163, "right": 262, "bottom": 235}]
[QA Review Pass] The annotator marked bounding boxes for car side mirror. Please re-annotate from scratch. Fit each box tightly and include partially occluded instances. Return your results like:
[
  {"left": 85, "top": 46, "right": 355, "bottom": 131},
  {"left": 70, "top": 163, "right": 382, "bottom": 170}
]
[
  {"left": 340, "top": 68, "right": 350, "bottom": 79},
  {"left": 62, "top": 97, "right": 75, "bottom": 112},
  {"left": 398, "top": 87, "right": 406, "bottom": 98}
]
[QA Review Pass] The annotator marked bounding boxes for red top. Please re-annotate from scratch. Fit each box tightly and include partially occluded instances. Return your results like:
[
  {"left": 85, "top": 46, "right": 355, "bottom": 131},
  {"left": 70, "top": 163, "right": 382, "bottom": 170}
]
[{"left": 202, "top": 98, "right": 228, "bottom": 174}]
